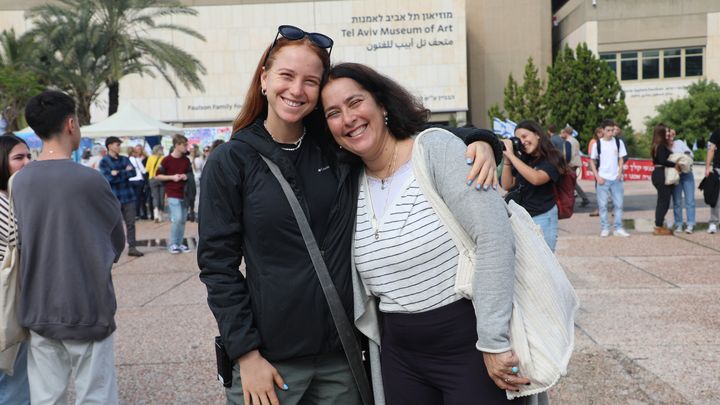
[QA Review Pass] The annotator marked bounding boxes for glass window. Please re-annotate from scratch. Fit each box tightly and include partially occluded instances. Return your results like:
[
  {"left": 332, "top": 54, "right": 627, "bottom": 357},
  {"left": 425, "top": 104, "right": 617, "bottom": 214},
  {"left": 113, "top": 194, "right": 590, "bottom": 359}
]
[
  {"left": 642, "top": 51, "right": 659, "bottom": 79},
  {"left": 685, "top": 48, "right": 703, "bottom": 77},
  {"left": 620, "top": 52, "right": 638, "bottom": 81},
  {"left": 663, "top": 49, "right": 681, "bottom": 78},
  {"left": 600, "top": 53, "right": 617, "bottom": 75}
]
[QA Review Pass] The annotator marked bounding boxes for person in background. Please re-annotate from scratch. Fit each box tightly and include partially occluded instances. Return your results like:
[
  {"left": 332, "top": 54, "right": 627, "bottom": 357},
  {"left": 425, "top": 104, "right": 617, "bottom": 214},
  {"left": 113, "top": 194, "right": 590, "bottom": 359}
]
[
  {"left": 14, "top": 90, "right": 125, "bottom": 404},
  {"left": 80, "top": 147, "right": 91, "bottom": 166},
  {"left": 650, "top": 124, "right": 677, "bottom": 236},
  {"left": 589, "top": 119, "right": 629, "bottom": 237},
  {"left": 704, "top": 128, "right": 719, "bottom": 234},
  {"left": 145, "top": 145, "right": 165, "bottom": 223},
  {"left": 322, "top": 62, "right": 527, "bottom": 404},
  {"left": 99, "top": 137, "right": 144, "bottom": 257},
  {"left": 191, "top": 145, "right": 207, "bottom": 220},
  {"left": 209, "top": 138, "right": 224, "bottom": 154},
  {"left": 588, "top": 127, "right": 603, "bottom": 216},
  {"left": 154, "top": 135, "right": 192, "bottom": 254},
  {"left": 0, "top": 133, "right": 32, "bottom": 405},
  {"left": 668, "top": 128, "right": 695, "bottom": 233},
  {"left": 502, "top": 120, "right": 568, "bottom": 251},
  {"left": 84, "top": 143, "right": 105, "bottom": 170},
  {"left": 186, "top": 144, "right": 201, "bottom": 222},
  {"left": 129, "top": 144, "right": 148, "bottom": 220},
  {"left": 560, "top": 125, "right": 589, "bottom": 207}
]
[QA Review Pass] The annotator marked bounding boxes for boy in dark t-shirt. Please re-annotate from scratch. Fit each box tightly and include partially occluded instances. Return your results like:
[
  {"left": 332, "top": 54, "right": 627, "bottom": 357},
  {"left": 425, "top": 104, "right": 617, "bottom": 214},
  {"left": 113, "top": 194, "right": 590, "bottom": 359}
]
[{"left": 155, "top": 135, "right": 192, "bottom": 253}]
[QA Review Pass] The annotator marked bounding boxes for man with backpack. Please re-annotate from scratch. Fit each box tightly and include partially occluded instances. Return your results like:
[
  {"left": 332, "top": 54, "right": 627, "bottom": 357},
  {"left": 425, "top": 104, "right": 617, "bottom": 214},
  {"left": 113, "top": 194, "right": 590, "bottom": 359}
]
[
  {"left": 560, "top": 126, "right": 589, "bottom": 207},
  {"left": 589, "top": 119, "right": 630, "bottom": 237}
]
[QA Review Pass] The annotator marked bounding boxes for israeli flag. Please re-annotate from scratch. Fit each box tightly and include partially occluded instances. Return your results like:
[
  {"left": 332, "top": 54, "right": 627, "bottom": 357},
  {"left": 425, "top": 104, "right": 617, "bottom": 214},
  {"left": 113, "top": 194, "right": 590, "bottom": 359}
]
[
  {"left": 492, "top": 117, "right": 505, "bottom": 136},
  {"left": 504, "top": 119, "right": 517, "bottom": 138}
]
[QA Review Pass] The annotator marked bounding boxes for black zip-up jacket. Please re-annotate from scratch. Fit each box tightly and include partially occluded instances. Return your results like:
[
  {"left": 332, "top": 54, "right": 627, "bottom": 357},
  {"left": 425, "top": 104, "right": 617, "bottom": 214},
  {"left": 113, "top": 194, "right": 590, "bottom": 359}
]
[{"left": 198, "top": 120, "right": 359, "bottom": 362}]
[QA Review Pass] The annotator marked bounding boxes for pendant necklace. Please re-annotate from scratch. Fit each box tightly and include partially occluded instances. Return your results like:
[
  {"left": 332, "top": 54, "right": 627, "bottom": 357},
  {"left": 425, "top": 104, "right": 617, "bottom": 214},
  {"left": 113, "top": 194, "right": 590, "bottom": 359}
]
[{"left": 367, "top": 141, "right": 398, "bottom": 240}]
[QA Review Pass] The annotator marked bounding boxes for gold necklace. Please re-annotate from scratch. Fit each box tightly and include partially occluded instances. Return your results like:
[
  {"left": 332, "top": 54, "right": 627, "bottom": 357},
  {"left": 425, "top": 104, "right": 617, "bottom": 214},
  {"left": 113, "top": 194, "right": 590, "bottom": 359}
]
[
  {"left": 379, "top": 141, "right": 398, "bottom": 190},
  {"left": 368, "top": 141, "right": 399, "bottom": 240}
]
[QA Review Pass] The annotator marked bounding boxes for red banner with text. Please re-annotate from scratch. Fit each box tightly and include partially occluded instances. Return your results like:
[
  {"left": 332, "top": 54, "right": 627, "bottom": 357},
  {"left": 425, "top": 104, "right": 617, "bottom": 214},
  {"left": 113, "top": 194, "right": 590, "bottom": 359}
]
[{"left": 580, "top": 157, "right": 654, "bottom": 181}]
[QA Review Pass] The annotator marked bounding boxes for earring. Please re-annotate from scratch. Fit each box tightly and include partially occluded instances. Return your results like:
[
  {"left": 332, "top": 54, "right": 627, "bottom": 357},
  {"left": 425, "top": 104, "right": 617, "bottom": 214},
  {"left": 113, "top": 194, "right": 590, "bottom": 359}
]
[
  {"left": 384, "top": 112, "right": 388, "bottom": 126},
  {"left": 261, "top": 88, "right": 267, "bottom": 96}
]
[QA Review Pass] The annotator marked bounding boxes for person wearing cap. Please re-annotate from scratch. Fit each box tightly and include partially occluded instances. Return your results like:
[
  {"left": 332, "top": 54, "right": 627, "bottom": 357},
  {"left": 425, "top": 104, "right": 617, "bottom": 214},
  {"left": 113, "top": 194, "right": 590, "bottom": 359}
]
[{"left": 99, "top": 136, "right": 144, "bottom": 257}]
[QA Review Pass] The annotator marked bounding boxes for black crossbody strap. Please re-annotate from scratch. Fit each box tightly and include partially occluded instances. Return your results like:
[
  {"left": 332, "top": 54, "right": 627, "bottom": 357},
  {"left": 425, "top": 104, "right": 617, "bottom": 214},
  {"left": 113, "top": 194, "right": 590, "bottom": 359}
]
[{"left": 260, "top": 155, "right": 373, "bottom": 405}]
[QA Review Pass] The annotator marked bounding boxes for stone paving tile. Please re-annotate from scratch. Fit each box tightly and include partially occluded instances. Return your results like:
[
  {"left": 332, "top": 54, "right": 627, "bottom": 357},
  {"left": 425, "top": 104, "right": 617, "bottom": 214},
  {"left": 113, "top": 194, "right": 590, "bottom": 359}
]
[
  {"left": 576, "top": 288, "right": 720, "bottom": 347},
  {"left": 623, "top": 344, "right": 720, "bottom": 405},
  {"left": 620, "top": 255, "right": 720, "bottom": 286},
  {"left": 557, "top": 234, "right": 715, "bottom": 257},
  {"left": 144, "top": 276, "right": 208, "bottom": 307},
  {"left": 114, "top": 272, "right": 196, "bottom": 308},
  {"left": 117, "top": 362, "right": 225, "bottom": 405},
  {"left": 113, "top": 250, "right": 198, "bottom": 275},
  {"left": 560, "top": 256, "right": 671, "bottom": 289},
  {"left": 115, "top": 304, "right": 217, "bottom": 365},
  {"left": 549, "top": 330, "right": 689, "bottom": 405}
]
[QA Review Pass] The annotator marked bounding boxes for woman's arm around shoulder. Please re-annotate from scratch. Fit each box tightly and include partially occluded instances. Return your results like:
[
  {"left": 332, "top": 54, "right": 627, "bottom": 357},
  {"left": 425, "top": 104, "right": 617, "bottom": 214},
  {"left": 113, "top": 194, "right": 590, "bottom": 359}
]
[{"left": 417, "top": 129, "right": 515, "bottom": 352}]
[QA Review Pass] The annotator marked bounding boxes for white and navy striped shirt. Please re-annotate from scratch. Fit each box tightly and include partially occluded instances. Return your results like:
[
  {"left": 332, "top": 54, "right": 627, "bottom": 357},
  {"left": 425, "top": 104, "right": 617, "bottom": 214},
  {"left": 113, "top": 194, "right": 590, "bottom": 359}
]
[
  {"left": 354, "top": 167, "right": 462, "bottom": 314},
  {"left": 0, "top": 192, "right": 17, "bottom": 262}
]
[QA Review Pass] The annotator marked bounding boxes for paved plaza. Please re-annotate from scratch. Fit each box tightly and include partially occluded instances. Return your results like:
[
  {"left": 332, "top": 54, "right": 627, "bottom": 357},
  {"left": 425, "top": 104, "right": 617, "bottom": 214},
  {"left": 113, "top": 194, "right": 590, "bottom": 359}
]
[{"left": 113, "top": 178, "right": 719, "bottom": 404}]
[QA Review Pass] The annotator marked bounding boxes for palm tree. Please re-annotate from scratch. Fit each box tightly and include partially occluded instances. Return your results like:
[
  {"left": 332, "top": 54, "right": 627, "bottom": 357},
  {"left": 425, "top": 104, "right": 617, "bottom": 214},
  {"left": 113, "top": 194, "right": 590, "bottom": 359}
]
[
  {"left": 28, "top": 0, "right": 206, "bottom": 119},
  {"left": 27, "top": 4, "right": 113, "bottom": 124},
  {"left": 0, "top": 29, "right": 43, "bottom": 130}
]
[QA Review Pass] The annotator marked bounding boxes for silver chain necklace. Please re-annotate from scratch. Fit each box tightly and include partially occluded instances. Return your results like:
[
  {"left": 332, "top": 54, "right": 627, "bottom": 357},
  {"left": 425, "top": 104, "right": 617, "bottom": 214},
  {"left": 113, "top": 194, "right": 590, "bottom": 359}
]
[{"left": 264, "top": 121, "right": 306, "bottom": 151}]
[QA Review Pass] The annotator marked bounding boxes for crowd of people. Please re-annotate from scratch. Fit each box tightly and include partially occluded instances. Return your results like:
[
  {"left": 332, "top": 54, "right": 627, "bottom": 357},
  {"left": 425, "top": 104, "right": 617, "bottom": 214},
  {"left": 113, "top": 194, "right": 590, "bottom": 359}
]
[
  {"left": 78, "top": 130, "right": 222, "bottom": 254},
  {"left": 0, "top": 23, "right": 718, "bottom": 405}
]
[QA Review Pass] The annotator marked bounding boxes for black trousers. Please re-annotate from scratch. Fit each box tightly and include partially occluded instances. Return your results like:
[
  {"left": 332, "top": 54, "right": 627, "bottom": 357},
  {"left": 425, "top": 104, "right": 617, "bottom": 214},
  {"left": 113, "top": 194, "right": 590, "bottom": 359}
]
[
  {"left": 130, "top": 180, "right": 146, "bottom": 218},
  {"left": 381, "top": 299, "right": 517, "bottom": 405},
  {"left": 121, "top": 202, "right": 136, "bottom": 247},
  {"left": 651, "top": 168, "right": 674, "bottom": 227}
]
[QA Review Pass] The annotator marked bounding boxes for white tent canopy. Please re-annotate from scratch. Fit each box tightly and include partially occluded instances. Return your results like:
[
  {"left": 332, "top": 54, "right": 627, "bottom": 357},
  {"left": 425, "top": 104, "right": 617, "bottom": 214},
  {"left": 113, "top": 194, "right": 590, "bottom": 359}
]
[{"left": 81, "top": 104, "right": 183, "bottom": 138}]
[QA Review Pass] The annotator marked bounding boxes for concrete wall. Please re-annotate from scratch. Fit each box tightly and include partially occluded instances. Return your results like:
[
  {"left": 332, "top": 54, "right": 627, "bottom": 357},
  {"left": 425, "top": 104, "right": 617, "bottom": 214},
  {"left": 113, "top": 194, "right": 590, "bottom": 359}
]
[{"left": 467, "top": 0, "right": 552, "bottom": 127}]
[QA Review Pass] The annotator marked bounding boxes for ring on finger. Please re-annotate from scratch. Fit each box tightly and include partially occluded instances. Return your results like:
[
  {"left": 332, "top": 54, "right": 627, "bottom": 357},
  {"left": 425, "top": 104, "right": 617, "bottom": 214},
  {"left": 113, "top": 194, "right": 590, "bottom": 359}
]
[
  {"left": 504, "top": 377, "right": 510, "bottom": 383},
  {"left": 511, "top": 366, "right": 519, "bottom": 374}
]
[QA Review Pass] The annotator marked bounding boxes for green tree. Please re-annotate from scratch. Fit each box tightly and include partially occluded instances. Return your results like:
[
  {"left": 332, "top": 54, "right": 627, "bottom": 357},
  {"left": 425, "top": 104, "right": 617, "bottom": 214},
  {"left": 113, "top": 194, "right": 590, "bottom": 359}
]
[
  {"left": 545, "top": 43, "right": 629, "bottom": 150},
  {"left": 489, "top": 58, "right": 547, "bottom": 124},
  {"left": 518, "top": 57, "right": 547, "bottom": 123},
  {"left": 0, "top": 29, "right": 43, "bottom": 131},
  {"left": 645, "top": 79, "right": 720, "bottom": 148},
  {"left": 487, "top": 103, "right": 505, "bottom": 123},
  {"left": 28, "top": 0, "right": 206, "bottom": 120}
]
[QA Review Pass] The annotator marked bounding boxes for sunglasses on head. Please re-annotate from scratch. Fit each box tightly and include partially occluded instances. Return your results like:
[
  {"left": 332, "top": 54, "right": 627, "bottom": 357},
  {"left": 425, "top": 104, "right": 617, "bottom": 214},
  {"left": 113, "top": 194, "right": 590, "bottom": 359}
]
[{"left": 263, "top": 25, "right": 334, "bottom": 66}]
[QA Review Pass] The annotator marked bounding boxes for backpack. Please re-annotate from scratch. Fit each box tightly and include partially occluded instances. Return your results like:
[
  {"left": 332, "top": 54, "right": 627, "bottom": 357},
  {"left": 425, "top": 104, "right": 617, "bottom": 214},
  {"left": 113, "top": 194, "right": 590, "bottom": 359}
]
[
  {"left": 595, "top": 137, "right": 628, "bottom": 168},
  {"left": 553, "top": 170, "right": 577, "bottom": 219},
  {"left": 562, "top": 141, "right": 572, "bottom": 163}
]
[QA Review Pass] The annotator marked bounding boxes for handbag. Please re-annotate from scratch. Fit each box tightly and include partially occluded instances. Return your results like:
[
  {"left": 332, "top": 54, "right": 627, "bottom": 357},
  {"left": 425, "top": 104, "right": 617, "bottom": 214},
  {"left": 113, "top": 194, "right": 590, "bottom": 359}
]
[
  {"left": 0, "top": 174, "right": 28, "bottom": 352},
  {"left": 664, "top": 166, "right": 680, "bottom": 186},
  {"left": 260, "top": 155, "right": 374, "bottom": 405},
  {"left": 412, "top": 129, "right": 578, "bottom": 399}
]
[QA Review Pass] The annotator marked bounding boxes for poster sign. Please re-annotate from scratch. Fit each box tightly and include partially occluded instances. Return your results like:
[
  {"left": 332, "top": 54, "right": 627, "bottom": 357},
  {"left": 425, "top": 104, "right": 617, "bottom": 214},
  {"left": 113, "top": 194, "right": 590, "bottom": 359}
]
[{"left": 580, "top": 157, "right": 653, "bottom": 181}]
